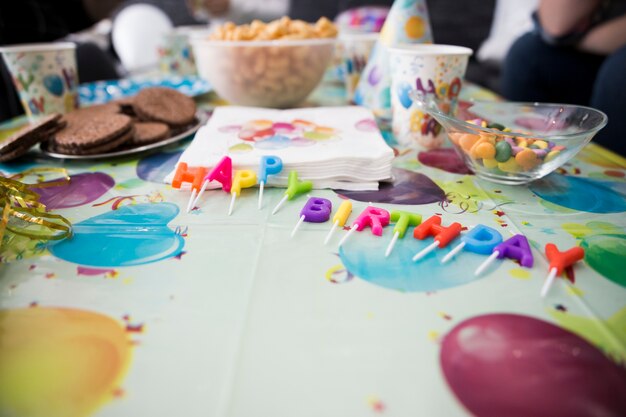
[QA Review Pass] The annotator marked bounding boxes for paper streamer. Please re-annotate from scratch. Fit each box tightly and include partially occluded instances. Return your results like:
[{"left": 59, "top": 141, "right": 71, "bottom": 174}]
[
  {"left": 0, "top": 168, "right": 73, "bottom": 249},
  {"left": 353, "top": 0, "right": 433, "bottom": 118}
]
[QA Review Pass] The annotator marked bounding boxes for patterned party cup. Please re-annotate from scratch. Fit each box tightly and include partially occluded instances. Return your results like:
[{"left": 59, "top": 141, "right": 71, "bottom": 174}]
[
  {"left": 158, "top": 26, "right": 207, "bottom": 76},
  {"left": 340, "top": 32, "right": 379, "bottom": 103},
  {"left": 0, "top": 42, "right": 79, "bottom": 121},
  {"left": 389, "top": 44, "right": 471, "bottom": 149}
]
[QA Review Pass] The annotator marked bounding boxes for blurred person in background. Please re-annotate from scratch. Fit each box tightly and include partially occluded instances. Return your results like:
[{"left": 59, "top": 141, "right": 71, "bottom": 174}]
[
  {"left": 0, "top": 0, "right": 122, "bottom": 121},
  {"left": 501, "top": 0, "right": 626, "bottom": 155}
]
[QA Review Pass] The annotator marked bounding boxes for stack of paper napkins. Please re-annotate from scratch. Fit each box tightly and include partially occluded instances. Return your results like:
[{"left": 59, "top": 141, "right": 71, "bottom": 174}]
[{"left": 166, "top": 106, "right": 394, "bottom": 190}]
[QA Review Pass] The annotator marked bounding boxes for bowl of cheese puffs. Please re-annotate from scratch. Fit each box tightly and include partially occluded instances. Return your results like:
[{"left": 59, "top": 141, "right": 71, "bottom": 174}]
[{"left": 192, "top": 17, "right": 338, "bottom": 108}]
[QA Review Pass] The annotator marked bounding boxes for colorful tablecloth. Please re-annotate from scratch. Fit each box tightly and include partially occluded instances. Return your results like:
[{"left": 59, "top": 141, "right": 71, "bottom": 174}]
[{"left": 1, "top": 80, "right": 625, "bottom": 417}]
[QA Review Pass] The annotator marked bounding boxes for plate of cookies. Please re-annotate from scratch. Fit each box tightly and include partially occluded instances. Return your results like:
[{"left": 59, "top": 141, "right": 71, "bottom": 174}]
[{"left": 38, "top": 86, "right": 206, "bottom": 159}]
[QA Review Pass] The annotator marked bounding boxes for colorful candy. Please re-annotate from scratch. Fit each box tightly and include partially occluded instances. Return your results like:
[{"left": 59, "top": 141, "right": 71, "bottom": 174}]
[
  {"left": 291, "top": 197, "right": 332, "bottom": 237},
  {"left": 475, "top": 234, "right": 534, "bottom": 276},
  {"left": 457, "top": 119, "right": 565, "bottom": 175},
  {"left": 258, "top": 155, "right": 283, "bottom": 210},
  {"left": 385, "top": 210, "right": 422, "bottom": 257},
  {"left": 441, "top": 224, "right": 503, "bottom": 264},
  {"left": 540, "top": 244, "right": 585, "bottom": 297},
  {"left": 228, "top": 169, "right": 257, "bottom": 216},
  {"left": 338, "top": 206, "right": 390, "bottom": 248},
  {"left": 324, "top": 200, "right": 353, "bottom": 245},
  {"left": 412, "top": 215, "right": 462, "bottom": 261},
  {"left": 271, "top": 171, "right": 313, "bottom": 215}
]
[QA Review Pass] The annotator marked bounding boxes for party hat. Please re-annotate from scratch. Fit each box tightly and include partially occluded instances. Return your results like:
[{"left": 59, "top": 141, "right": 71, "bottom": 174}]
[{"left": 353, "top": 0, "right": 433, "bottom": 118}]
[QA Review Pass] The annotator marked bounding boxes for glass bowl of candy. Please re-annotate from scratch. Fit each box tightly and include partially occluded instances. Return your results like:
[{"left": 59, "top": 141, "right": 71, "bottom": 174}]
[
  {"left": 192, "top": 17, "right": 337, "bottom": 108},
  {"left": 417, "top": 99, "right": 608, "bottom": 184}
]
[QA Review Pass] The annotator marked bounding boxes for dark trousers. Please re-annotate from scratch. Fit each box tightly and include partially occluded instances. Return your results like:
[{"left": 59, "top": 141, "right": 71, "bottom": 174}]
[{"left": 501, "top": 32, "right": 626, "bottom": 156}]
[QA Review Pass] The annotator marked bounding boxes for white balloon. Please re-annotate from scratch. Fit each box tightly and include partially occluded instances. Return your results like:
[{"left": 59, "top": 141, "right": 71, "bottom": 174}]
[{"left": 112, "top": 4, "right": 173, "bottom": 73}]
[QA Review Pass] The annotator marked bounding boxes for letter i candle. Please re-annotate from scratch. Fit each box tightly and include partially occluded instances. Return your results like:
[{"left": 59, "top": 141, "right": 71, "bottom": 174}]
[
  {"left": 474, "top": 234, "right": 534, "bottom": 275},
  {"left": 291, "top": 197, "right": 332, "bottom": 237},
  {"left": 190, "top": 156, "right": 232, "bottom": 211},
  {"left": 385, "top": 210, "right": 422, "bottom": 257},
  {"left": 338, "top": 206, "right": 390, "bottom": 248},
  {"left": 258, "top": 155, "right": 283, "bottom": 209},
  {"left": 540, "top": 244, "right": 585, "bottom": 297},
  {"left": 272, "top": 171, "right": 313, "bottom": 215},
  {"left": 412, "top": 215, "right": 462, "bottom": 261},
  {"left": 324, "top": 200, "right": 353, "bottom": 245}
]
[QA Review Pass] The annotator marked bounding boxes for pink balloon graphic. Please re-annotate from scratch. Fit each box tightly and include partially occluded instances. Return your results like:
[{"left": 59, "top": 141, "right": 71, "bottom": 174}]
[{"left": 440, "top": 313, "right": 626, "bottom": 417}]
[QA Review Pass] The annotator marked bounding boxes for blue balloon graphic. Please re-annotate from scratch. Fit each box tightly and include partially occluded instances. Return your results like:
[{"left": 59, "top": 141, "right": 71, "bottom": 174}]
[
  {"left": 50, "top": 203, "right": 184, "bottom": 267},
  {"left": 339, "top": 230, "right": 497, "bottom": 292},
  {"left": 396, "top": 81, "right": 413, "bottom": 109},
  {"left": 43, "top": 74, "right": 64, "bottom": 96},
  {"left": 530, "top": 174, "right": 626, "bottom": 213}
]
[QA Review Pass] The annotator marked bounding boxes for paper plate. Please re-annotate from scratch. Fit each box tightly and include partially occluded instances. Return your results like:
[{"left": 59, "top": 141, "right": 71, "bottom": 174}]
[
  {"left": 78, "top": 76, "right": 211, "bottom": 105},
  {"left": 39, "top": 111, "right": 207, "bottom": 160}
]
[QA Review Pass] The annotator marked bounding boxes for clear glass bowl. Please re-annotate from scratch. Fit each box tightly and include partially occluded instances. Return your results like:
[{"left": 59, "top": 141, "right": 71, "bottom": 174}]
[
  {"left": 191, "top": 37, "right": 336, "bottom": 108},
  {"left": 415, "top": 98, "right": 608, "bottom": 184}
]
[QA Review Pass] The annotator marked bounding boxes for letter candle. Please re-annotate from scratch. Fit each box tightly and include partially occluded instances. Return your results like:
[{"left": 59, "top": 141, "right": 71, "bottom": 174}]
[
  {"left": 474, "top": 234, "right": 534, "bottom": 276},
  {"left": 258, "top": 155, "right": 283, "bottom": 209},
  {"left": 540, "top": 243, "right": 585, "bottom": 297},
  {"left": 412, "top": 215, "right": 462, "bottom": 261},
  {"left": 385, "top": 210, "right": 422, "bottom": 257},
  {"left": 324, "top": 200, "right": 353, "bottom": 245},
  {"left": 291, "top": 197, "right": 332, "bottom": 238},
  {"left": 228, "top": 169, "right": 257, "bottom": 216},
  {"left": 172, "top": 163, "right": 208, "bottom": 213},
  {"left": 338, "top": 206, "right": 390, "bottom": 249},
  {"left": 441, "top": 224, "right": 503, "bottom": 264},
  {"left": 272, "top": 171, "right": 313, "bottom": 215},
  {"left": 189, "top": 156, "right": 232, "bottom": 211}
]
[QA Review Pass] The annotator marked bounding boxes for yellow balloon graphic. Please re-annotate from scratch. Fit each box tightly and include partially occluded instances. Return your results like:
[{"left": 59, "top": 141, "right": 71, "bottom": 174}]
[
  {"left": 405, "top": 16, "right": 425, "bottom": 40},
  {"left": 0, "top": 307, "right": 132, "bottom": 417}
]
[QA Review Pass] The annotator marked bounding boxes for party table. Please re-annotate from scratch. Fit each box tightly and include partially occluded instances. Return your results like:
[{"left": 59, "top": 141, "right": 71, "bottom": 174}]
[{"left": 1, "top": 78, "right": 625, "bottom": 417}]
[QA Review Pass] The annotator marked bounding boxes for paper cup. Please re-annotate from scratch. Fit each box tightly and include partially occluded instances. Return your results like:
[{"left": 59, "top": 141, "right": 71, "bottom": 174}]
[
  {"left": 389, "top": 44, "right": 472, "bottom": 149},
  {"left": 0, "top": 42, "right": 79, "bottom": 121},
  {"left": 158, "top": 27, "right": 206, "bottom": 76},
  {"left": 340, "top": 32, "right": 379, "bottom": 102}
]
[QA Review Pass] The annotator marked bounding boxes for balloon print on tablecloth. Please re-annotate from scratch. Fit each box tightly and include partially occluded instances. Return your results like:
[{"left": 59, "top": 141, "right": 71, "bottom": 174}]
[
  {"left": 136, "top": 150, "right": 183, "bottom": 183},
  {"left": 561, "top": 221, "right": 626, "bottom": 288},
  {"left": 418, "top": 148, "right": 473, "bottom": 175},
  {"left": 335, "top": 167, "right": 445, "bottom": 205},
  {"left": 0, "top": 307, "right": 132, "bottom": 417},
  {"left": 581, "top": 234, "right": 626, "bottom": 288},
  {"left": 530, "top": 174, "right": 626, "bottom": 213},
  {"left": 440, "top": 313, "right": 626, "bottom": 417},
  {"left": 338, "top": 229, "right": 497, "bottom": 292},
  {"left": 30, "top": 172, "right": 114, "bottom": 209},
  {"left": 50, "top": 203, "right": 184, "bottom": 267}
]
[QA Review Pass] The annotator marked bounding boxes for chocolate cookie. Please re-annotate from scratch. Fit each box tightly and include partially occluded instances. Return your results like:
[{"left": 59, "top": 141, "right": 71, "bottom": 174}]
[
  {"left": 52, "top": 113, "right": 133, "bottom": 151},
  {"left": 51, "top": 127, "right": 135, "bottom": 155},
  {"left": 133, "top": 87, "right": 196, "bottom": 127},
  {"left": 0, "top": 114, "right": 64, "bottom": 162},
  {"left": 130, "top": 122, "right": 170, "bottom": 146}
]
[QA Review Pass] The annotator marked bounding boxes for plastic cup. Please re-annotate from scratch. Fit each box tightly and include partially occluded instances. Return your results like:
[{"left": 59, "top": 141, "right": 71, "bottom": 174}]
[
  {"left": 340, "top": 32, "right": 379, "bottom": 102},
  {"left": 389, "top": 44, "right": 472, "bottom": 149},
  {"left": 0, "top": 42, "right": 79, "bottom": 121}
]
